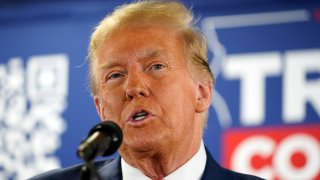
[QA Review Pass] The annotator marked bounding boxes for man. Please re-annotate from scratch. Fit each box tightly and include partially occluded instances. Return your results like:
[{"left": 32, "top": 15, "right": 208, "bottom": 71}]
[{"left": 30, "top": 1, "right": 263, "bottom": 179}]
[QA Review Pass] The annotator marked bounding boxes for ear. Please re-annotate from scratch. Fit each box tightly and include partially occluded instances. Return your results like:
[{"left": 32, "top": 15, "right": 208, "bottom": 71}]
[
  {"left": 195, "top": 80, "right": 212, "bottom": 113},
  {"left": 94, "top": 95, "right": 106, "bottom": 121}
]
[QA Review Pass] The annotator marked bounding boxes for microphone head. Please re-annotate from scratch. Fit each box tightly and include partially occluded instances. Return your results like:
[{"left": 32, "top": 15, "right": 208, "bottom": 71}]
[{"left": 88, "top": 121, "right": 123, "bottom": 156}]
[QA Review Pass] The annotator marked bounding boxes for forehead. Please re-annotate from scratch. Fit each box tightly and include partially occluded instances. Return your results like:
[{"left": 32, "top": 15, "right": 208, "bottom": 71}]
[{"left": 96, "top": 24, "right": 186, "bottom": 62}]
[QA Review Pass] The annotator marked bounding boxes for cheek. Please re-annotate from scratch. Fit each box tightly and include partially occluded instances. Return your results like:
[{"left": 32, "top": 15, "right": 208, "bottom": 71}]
[
  {"left": 157, "top": 79, "right": 196, "bottom": 122},
  {"left": 100, "top": 90, "right": 125, "bottom": 121}
]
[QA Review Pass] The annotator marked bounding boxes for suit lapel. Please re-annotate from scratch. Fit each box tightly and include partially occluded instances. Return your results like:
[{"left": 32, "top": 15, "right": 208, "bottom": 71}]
[
  {"left": 201, "top": 147, "right": 224, "bottom": 180},
  {"left": 98, "top": 156, "right": 122, "bottom": 180}
]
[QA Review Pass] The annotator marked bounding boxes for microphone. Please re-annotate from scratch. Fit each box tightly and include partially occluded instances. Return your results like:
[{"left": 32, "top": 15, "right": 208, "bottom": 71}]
[{"left": 77, "top": 121, "right": 123, "bottom": 162}]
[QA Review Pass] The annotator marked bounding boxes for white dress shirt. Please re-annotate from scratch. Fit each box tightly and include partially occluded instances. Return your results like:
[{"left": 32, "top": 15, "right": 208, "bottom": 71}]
[{"left": 121, "top": 141, "right": 207, "bottom": 180}]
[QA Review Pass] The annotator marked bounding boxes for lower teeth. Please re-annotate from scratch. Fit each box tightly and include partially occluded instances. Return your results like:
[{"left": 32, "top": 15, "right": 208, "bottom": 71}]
[{"left": 134, "top": 116, "right": 146, "bottom": 121}]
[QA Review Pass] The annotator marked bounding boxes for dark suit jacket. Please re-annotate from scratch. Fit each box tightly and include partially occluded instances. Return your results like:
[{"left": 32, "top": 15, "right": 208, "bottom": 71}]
[{"left": 29, "top": 148, "right": 264, "bottom": 180}]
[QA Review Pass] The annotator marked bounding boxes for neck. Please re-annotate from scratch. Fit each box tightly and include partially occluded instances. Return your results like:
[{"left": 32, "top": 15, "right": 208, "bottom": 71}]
[{"left": 120, "top": 139, "right": 202, "bottom": 179}]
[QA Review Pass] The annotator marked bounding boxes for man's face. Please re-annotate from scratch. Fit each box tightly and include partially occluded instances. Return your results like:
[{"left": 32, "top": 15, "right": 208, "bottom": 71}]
[{"left": 94, "top": 24, "right": 205, "bottom": 156}]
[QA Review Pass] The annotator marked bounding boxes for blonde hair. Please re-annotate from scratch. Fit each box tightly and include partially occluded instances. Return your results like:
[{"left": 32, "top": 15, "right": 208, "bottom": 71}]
[{"left": 89, "top": 0, "right": 214, "bottom": 95}]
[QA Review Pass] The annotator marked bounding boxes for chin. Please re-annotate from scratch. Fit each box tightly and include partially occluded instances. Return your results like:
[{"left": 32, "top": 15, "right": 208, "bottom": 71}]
[
  {"left": 122, "top": 128, "right": 171, "bottom": 153},
  {"left": 122, "top": 138, "right": 165, "bottom": 154}
]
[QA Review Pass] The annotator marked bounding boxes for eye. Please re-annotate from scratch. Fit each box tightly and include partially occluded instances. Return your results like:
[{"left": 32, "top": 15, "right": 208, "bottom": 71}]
[
  {"left": 107, "top": 72, "right": 123, "bottom": 81},
  {"left": 150, "top": 63, "right": 166, "bottom": 71}
]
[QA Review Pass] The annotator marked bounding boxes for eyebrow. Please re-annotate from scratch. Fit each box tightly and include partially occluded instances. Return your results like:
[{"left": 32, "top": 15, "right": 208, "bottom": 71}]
[
  {"left": 99, "top": 60, "right": 122, "bottom": 71},
  {"left": 98, "top": 49, "right": 168, "bottom": 71},
  {"left": 136, "top": 49, "right": 168, "bottom": 62}
]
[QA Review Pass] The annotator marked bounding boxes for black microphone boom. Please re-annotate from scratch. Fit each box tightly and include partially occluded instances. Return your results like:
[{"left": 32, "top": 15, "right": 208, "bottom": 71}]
[{"left": 77, "top": 121, "right": 123, "bottom": 162}]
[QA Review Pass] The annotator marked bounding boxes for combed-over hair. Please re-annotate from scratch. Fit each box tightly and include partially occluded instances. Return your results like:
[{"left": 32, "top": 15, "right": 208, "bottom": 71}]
[{"left": 89, "top": 0, "right": 214, "bottom": 95}]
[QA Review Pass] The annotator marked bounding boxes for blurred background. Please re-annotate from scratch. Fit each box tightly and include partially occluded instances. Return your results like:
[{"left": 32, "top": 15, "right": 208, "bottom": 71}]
[{"left": 0, "top": 0, "right": 320, "bottom": 179}]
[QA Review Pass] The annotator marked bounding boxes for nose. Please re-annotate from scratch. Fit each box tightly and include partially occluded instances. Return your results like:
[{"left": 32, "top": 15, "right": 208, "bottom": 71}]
[{"left": 125, "top": 71, "right": 150, "bottom": 100}]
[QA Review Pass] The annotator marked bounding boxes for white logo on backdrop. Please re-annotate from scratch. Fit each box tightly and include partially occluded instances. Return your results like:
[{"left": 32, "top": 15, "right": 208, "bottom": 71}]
[
  {"left": 0, "top": 54, "right": 69, "bottom": 180},
  {"left": 201, "top": 9, "right": 310, "bottom": 128}
]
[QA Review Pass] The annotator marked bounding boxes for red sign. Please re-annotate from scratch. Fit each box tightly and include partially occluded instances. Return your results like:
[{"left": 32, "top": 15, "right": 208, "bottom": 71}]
[{"left": 223, "top": 125, "right": 320, "bottom": 180}]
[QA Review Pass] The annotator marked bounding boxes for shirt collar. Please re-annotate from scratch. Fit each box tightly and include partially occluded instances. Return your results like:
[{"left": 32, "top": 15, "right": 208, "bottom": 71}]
[{"left": 121, "top": 141, "right": 207, "bottom": 180}]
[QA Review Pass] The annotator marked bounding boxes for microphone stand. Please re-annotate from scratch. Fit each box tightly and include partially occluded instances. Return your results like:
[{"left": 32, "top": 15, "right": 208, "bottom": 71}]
[
  {"left": 80, "top": 160, "right": 103, "bottom": 180},
  {"left": 77, "top": 121, "right": 123, "bottom": 180}
]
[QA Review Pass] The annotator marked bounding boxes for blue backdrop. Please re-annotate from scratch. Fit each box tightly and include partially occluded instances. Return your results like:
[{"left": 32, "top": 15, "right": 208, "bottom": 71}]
[{"left": 1, "top": 0, "right": 319, "bottom": 179}]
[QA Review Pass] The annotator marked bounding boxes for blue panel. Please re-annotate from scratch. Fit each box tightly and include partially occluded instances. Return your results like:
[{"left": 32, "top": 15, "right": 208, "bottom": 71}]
[{"left": 1, "top": 1, "right": 319, "bottom": 179}]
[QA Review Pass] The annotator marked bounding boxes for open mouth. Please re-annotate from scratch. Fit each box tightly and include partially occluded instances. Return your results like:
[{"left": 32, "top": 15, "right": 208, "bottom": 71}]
[{"left": 132, "top": 110, "right": 149, "bottom": 121}]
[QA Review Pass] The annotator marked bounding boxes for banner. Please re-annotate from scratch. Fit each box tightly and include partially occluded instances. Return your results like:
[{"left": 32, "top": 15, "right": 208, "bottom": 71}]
[{"left": 1, "top": 1, "right": 319, "bottom": 179}]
